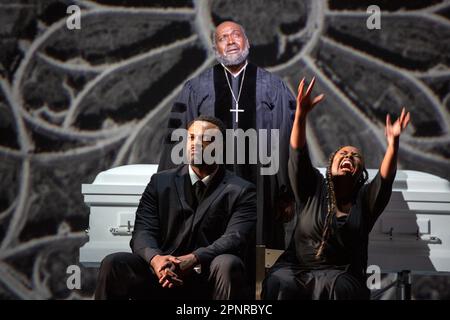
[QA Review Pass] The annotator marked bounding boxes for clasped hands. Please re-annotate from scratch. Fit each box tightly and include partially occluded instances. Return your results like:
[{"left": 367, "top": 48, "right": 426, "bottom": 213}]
[{"left": 150, "top": 253, "right": 199, "bottom": 289}]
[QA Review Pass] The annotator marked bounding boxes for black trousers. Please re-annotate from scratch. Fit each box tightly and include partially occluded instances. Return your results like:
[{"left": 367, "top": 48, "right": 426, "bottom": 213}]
[
  {"left": 95, "top": 252, "right": 249, "bottom": 300},
  {"left": 262, "top": 261, "right": 370, "bottom": 300}
]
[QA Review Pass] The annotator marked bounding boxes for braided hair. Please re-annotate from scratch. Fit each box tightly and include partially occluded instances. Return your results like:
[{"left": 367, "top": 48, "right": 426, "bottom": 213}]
[{"left": 315, "top": 147, "right": 369, "bottom": 258}]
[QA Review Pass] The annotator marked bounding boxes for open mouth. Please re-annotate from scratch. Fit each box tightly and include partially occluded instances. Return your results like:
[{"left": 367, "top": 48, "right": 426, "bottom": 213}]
[
  {"left": 339, "top": 159, "right": 354, "bottom": 172},
  {"left": 226, "top": 47, "right": 239, "bottom": 54}
]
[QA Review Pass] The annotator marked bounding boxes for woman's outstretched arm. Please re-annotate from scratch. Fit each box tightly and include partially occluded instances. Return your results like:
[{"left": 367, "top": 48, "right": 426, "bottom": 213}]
[
  {"left": 290, "top": 77, "right": 324, "bottom": 149},
  {"left": 365, "top": 107, "right": 411, "bottom": 230},
  {"left": 380, "top": 107, "right": 411, "bottom": 180},
  {"left": 288, "top": 77, "right": 325, "bottom": 202}
]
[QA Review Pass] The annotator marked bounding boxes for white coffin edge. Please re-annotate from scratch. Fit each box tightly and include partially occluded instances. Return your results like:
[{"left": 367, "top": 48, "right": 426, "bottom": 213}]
[{"left": 81, "top": 164, "right": 159, "bottom": 196}]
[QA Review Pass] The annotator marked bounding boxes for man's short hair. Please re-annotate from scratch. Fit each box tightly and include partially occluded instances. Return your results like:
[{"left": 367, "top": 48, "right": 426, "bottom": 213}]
[
  {"left": 187, "top": 115, "right": 226, "bottom": 136},
  {"left": 211, "top": 20, "right": 248, "bottom": 48}
]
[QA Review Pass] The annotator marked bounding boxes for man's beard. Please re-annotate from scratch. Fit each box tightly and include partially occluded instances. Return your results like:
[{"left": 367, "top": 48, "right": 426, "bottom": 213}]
[
  {"left": 215, "top": 45, "right": 249, "bottom": 67},
  {"left": 189, "top": 149, "right": 218, "bottom": 169}
]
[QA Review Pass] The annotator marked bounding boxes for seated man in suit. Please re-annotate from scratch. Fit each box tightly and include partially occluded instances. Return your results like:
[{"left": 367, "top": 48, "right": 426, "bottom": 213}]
[{"left": 95, "top": 115, "right": 256, "bottom": 300}]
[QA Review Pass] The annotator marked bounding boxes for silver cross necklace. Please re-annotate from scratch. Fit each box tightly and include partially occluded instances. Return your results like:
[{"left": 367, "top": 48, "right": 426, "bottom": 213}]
[{"left": 224, "top": 66, "right": 246, "bottom": 123}]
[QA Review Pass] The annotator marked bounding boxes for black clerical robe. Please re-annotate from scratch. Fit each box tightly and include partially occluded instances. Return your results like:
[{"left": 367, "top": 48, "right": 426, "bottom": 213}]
[{"left": 158, "top": 62, "right": 296, "bottom": 248}]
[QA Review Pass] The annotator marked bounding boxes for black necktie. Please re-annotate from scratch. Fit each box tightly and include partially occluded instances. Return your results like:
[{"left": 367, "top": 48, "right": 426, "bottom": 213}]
[{"left": 193, "top": 180, "right": 206, "bottom": 207}]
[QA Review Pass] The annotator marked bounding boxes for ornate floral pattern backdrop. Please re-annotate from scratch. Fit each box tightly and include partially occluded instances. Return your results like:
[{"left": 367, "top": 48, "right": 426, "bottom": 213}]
[{"left": 0, "top": 0, "right": 449, "bottom": 299}]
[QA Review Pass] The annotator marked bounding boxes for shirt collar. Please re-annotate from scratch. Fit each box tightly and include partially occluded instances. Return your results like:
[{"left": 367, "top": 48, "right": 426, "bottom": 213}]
[
  {"left": 222, "top": 60, "right": 248, "bottom": 78},
  {"left": 188, "top": 165, "right": 217, "bottom": 186}
]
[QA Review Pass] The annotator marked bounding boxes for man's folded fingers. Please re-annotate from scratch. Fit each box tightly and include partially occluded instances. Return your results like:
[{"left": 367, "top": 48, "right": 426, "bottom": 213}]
[{"left": 157, "top": 261, "right": 171, "bottom": 273}]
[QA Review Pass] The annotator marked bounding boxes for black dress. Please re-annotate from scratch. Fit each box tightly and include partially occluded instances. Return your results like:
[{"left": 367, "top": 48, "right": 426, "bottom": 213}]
[{"left": 262, "top": 145, "right": 394, "bottom": 300}]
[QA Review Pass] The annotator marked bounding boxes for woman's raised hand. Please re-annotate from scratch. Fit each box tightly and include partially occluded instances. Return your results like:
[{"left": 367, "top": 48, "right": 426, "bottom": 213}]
[
  {"left": 295, "top": 77, "right": 324, "bottom": 119},
  {"left": 385, "top": 107, "right": 410, "bottom": 147}
]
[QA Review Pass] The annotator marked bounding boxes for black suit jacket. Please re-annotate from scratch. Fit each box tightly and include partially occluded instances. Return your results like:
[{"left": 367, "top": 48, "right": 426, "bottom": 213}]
[{"left": 130, "top": 165, "right": 256, "bottom": 267}]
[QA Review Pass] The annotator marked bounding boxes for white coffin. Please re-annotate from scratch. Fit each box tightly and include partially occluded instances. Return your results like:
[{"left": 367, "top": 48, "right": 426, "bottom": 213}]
[
  {"left": 79, "top": 164, "right": 158, "bottom": 267},
  {"left": 265, "top": 169, "right": 450, "bottom": 275},
  {"left": 80, "top": 166, "right": 450, "bottom": 275},
  {"left": 366, "top": 169, "right": 450, "bottom": 274}
]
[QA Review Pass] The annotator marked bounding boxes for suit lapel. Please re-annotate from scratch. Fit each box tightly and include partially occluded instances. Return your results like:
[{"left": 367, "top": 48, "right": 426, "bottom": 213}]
[
  {"left": 174, "top": 165, "right": 194, "bottom": 213},
  {"left": 171, "top": 165, "right": 195, "bottom": 255},
  {"left": 192, "top": 166, "right": 227, "bottom": 227}
]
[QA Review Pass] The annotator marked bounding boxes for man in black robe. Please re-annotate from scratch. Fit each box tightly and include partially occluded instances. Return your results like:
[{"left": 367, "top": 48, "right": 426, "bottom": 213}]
[{"left": 158, "top": 21, "right": 296, "bottom": 251}]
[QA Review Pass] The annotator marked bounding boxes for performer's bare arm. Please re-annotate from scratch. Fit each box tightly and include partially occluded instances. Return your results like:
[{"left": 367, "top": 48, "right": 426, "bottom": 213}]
[
  {"left": 380, "top": 107, "right": 410, "bottom": 180},
  {"left": 290, "top": 77, "right": 325, "bottom": 149}
]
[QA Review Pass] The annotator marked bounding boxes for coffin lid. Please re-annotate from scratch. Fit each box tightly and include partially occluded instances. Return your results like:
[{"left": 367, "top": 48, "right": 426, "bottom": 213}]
[{"left": 82, "top": 164, "right": 158, "bottom": 195}]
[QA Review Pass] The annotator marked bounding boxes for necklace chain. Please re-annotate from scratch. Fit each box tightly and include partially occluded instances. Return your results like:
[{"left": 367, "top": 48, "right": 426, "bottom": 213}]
[{"left": 223, "top": 66, "right": 246, "bottom": 106}]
